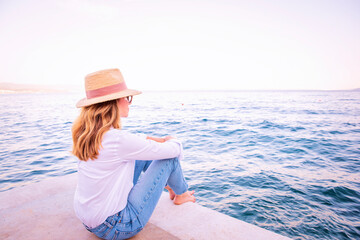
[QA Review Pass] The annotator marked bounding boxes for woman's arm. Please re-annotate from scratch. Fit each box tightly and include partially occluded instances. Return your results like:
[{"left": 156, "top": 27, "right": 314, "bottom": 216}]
[{"left": 118, "top": 133, "right": 180, "bottom": 161}]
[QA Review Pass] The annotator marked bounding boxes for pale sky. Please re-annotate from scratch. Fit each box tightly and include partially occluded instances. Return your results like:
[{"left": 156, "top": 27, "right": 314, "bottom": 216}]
[{"left": 0, "top": 0, "right": 359, "bottom": 91}]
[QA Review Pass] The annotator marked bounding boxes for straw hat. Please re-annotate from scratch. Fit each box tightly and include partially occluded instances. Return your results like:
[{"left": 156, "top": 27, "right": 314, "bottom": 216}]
[{"left": 76, "top": 68, "right": 141, "bottom": 108}]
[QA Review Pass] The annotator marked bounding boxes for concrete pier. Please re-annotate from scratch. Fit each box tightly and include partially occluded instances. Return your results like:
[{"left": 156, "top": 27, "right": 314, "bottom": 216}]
[{"left": 0, "top": 174, "right": 292, "bottom": 240}]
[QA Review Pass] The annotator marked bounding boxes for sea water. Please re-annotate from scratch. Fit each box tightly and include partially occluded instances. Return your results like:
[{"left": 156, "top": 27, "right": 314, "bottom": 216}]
[{"left": 0, "top": 91, "right": 359, "bottom": 240}]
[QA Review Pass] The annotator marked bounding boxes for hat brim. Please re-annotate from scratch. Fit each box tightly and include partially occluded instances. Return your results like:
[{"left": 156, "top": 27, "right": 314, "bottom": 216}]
[{"left": 76, "top": 89, "right": 142, "bottom": 108}]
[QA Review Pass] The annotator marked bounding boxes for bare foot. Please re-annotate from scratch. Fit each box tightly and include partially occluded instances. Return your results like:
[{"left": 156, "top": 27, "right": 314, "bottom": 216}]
[
  {"left": 173, "top": 190, "right": 196, "bottom": 205},
  {"left": 165, "top": 186, "right": 175, "bottom": 200}
]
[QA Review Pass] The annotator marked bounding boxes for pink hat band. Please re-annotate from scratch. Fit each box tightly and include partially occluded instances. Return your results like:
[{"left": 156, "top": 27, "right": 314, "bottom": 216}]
[
  {"left": 76, "top": 68, "right": 141, "bottom": 108},
  {"left": 86, "top": 82, "right": 127, "bottom": 99}
]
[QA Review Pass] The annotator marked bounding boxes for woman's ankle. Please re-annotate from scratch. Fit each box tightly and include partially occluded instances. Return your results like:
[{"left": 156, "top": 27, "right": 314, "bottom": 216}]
[{"left": 165, "top": 186, "right": 175, "bottom": 200}]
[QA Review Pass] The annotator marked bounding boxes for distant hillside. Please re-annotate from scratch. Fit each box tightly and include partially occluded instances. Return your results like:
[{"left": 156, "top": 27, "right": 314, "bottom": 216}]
[{"left": 0, "top": 82, "right": 80, "bottom": 94}]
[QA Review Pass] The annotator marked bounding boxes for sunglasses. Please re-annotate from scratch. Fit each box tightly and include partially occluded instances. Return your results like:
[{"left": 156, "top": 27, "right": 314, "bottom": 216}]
[{"left": 126, "top": 96, "right": 133, "bottom": 104}]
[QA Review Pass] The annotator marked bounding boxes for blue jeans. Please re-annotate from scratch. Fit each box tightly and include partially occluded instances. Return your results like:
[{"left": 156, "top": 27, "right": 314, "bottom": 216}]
[{"left": 84, "top": 157, "right": 189, "bottom": 240}]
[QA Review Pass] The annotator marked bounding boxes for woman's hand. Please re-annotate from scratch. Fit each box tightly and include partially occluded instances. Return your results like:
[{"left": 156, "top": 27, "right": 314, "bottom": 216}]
[
  {"left": 146, "top": 135, "right": 175, "bottom": 143},
  {"left": 163, "top": 136, "right": 175, "bottom": 142},
  {"left": 146, "top": 136, "right": 165, "bottom": 143}
]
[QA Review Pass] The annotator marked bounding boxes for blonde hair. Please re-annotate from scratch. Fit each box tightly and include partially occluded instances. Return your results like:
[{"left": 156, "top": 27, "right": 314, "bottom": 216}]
[{"left": 72, "top": 99, "right": 120, "bottom": 161}]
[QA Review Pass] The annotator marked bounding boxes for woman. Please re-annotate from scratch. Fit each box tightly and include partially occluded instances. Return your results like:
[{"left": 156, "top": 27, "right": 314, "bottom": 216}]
[{"left": 72, "top": 68, "right": 195, "bottom": 239}]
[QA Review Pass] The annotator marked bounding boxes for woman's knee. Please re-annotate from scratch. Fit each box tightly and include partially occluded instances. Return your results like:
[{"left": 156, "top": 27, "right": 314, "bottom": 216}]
[
  {"left": 169, "top": 157, "right": 179, "bottom": 161},
  {"left": 146, "top": 157, "right": 180, "bottom": 172},
  {"left": 167, "top": 157, "right": 180, "bottom": 169},
  {"left": 163, "top": 157, "right": 179, "bottom": 164}
]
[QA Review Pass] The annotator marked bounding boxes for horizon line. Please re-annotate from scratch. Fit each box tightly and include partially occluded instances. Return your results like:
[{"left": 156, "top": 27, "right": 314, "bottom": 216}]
[{"left": 0, "top": 82, "right": 359, "bottom": 93}]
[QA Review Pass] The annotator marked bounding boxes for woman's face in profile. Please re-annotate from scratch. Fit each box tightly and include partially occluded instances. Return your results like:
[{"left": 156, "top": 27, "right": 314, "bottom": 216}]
[{"left": 118, "top": 97, "right": 130, "bottom": 117}]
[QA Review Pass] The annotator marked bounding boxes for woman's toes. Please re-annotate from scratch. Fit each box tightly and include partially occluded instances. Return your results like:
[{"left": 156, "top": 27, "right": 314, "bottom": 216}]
[{"left": 173, "top": 191, "right": 196, "bottom": 205}]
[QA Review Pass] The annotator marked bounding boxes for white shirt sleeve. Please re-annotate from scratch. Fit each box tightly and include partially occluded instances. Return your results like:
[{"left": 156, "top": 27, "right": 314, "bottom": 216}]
[{"left": 117, "top": 131, "right": 182, "bottom": 161}]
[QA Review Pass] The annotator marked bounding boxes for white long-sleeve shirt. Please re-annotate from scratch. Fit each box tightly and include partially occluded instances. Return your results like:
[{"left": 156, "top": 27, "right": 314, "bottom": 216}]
[{"left": 73, "top": 128, "right": 182, "bottom": 228}]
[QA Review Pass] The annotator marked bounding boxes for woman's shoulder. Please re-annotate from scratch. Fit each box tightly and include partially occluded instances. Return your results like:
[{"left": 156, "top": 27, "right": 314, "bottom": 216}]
[
  {"left": 105, "top": 128, "right": 146, "bottom": 141},
  {"left": 103, "top": 129, "right": 148, "bottom": 152}
]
